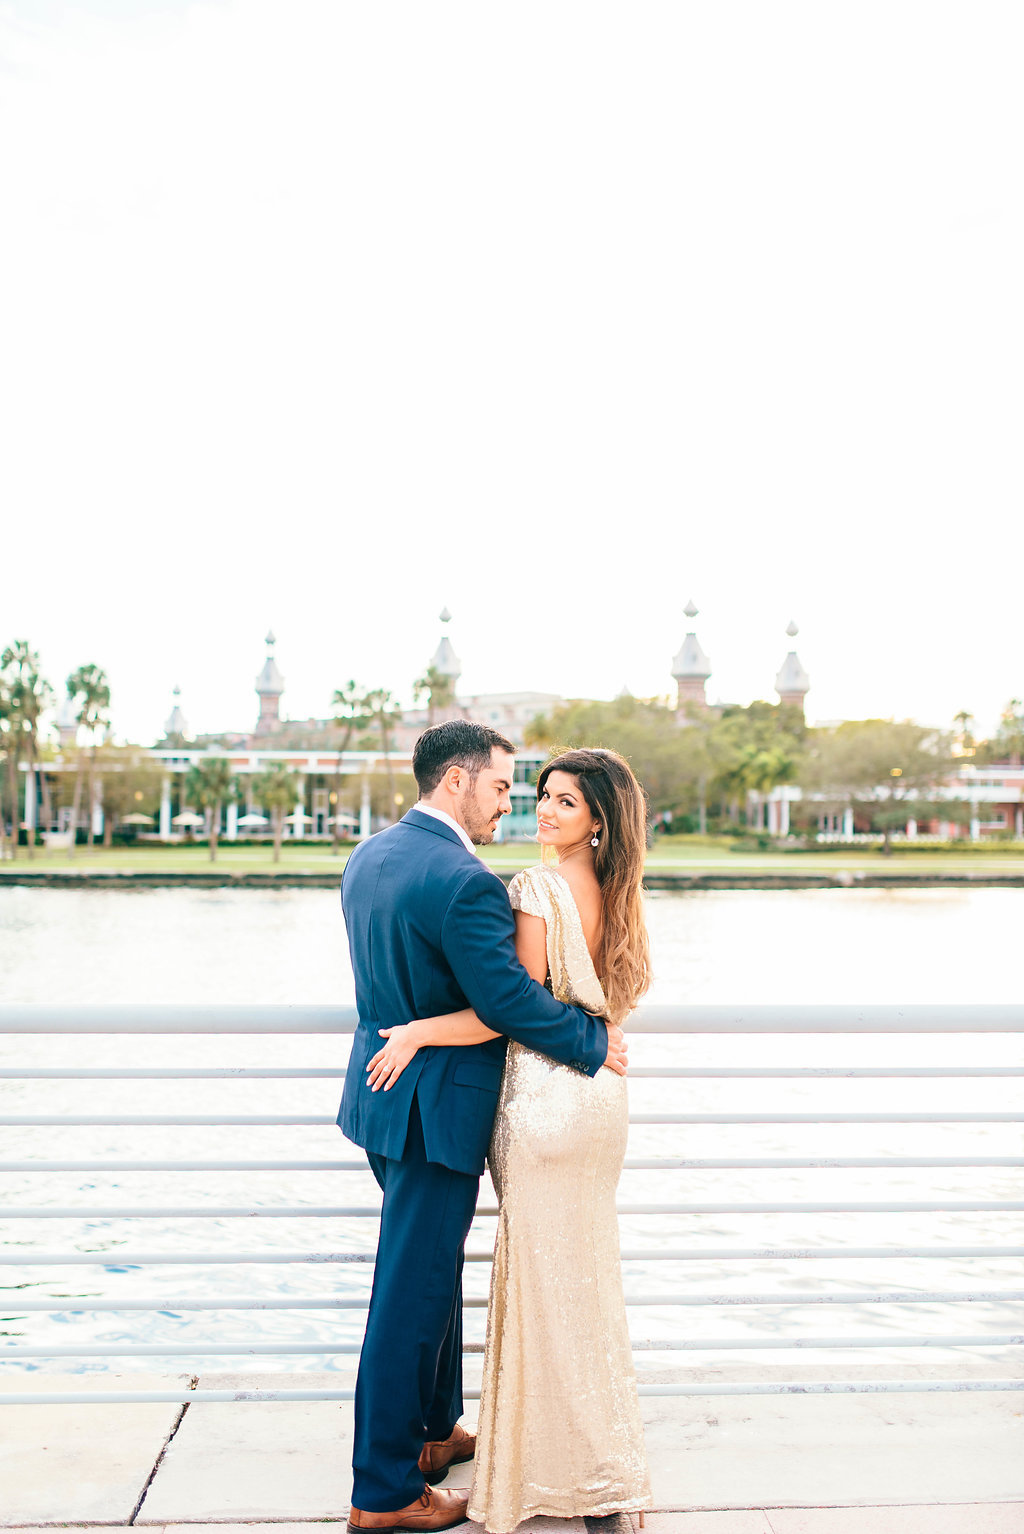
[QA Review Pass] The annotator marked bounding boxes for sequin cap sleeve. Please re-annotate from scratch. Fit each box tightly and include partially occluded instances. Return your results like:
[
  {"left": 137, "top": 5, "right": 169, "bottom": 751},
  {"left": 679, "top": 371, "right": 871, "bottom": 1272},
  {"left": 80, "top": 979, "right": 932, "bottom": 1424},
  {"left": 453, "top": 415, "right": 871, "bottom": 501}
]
[{"left": 507, "top": 866, "right": 554, "bottom": 921}]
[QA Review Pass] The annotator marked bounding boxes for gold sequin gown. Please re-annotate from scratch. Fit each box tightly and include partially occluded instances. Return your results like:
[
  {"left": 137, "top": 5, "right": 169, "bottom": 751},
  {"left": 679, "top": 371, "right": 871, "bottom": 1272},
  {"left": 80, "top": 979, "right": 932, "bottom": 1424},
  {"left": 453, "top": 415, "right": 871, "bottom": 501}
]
[{"left": 467, "top": 865, "right": 651, "bottom": 1533}]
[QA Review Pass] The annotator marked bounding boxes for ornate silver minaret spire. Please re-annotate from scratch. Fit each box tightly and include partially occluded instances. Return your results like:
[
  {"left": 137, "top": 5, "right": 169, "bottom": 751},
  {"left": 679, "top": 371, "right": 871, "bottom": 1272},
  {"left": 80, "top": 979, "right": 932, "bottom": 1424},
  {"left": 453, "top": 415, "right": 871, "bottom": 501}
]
[
  {"left": 255, "top": 630, "right": 285, "bottom": 736},
  {"left": 430, "top": 607, "right": 462, "bottom": 687},
  {"left": 671, "top": 599, "right": 712, "bottom": 711},
  {"left": 775, "top": 620, "right": 810, "bottom": 713},
  {"left": 164, "top": 685, "right": 190, "bottom": 741}
]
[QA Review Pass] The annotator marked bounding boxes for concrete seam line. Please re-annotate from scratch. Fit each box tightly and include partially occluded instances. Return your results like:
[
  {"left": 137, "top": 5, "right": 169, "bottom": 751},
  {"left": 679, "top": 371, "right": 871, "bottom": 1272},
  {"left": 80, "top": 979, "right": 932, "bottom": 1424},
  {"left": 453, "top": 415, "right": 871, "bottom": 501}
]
[{"left": 127, "top": 1375, "right": 196, "bottom": 1525}]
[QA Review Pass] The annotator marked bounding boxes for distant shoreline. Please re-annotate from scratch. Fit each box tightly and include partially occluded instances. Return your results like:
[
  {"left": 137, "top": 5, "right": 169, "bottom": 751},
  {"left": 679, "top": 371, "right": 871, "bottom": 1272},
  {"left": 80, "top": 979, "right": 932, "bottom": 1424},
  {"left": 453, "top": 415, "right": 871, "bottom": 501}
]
[{"left": 3, "top": 868, "right": 1024, "bottom": 891}]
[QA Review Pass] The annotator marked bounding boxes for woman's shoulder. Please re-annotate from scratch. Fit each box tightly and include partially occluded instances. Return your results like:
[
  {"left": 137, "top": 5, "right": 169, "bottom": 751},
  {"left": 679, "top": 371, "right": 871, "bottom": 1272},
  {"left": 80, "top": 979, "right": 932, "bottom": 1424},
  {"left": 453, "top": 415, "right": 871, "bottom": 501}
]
[
  {"left": 508, "top": 862, "right": 564, "bottom": 890},
  {"left": 510, "top": 862, "right": 601, "bottom": 923},
  {"left": 561, "top": 863, "right": 604, "bottom": 931}
]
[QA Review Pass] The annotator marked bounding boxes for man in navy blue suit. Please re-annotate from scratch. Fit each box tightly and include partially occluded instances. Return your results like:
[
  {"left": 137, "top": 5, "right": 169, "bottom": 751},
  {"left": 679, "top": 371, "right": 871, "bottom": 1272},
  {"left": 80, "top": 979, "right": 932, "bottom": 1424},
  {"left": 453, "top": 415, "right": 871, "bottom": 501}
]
[{"left": 339, "top": 720, "right": 626, "bottom": 1533}]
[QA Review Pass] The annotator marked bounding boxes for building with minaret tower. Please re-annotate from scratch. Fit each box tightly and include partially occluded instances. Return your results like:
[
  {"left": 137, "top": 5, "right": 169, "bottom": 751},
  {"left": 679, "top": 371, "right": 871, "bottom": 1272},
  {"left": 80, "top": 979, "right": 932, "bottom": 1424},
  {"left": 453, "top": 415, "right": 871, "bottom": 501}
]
[
  {"left": 431, "top": 607, "right": 462, "bottom": 692},
  {"left": 775, "top": 620, "right": 810, "bottom": 715},
  {"left": 254, "top": 631, "right": 285, "bottom": 737},
  {"left": 422, "top": 607, "right": 464, "bottom": 724},
  {"left": 672, "top": 600, "right": 712, "bottom": 714},
  {"left": 164, "top": 686, "right": 190, "bottom": 742}
]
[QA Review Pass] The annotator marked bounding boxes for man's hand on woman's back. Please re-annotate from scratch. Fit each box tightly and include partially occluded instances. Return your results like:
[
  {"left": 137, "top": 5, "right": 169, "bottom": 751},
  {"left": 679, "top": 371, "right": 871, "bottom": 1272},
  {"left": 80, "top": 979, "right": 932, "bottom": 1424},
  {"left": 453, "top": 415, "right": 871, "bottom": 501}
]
[{"left": 603, "top": 1024, "right": 628, "bottom": 1076}]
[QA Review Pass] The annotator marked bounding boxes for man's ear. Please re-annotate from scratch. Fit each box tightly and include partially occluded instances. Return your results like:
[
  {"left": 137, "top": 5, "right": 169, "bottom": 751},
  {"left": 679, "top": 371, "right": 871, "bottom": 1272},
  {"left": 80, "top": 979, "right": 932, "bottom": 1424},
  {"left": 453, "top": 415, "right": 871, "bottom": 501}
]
[{"left": 443, "top": 764, "right": 463, "bottom": 795}]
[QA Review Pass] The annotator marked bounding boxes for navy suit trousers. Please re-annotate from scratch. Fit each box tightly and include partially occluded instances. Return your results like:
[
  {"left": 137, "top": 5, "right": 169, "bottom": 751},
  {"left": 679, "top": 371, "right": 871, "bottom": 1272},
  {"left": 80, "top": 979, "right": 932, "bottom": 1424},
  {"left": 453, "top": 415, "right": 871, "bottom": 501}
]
[{"left": 352, "top": 1096, "right": 480, "bottom": 1511}]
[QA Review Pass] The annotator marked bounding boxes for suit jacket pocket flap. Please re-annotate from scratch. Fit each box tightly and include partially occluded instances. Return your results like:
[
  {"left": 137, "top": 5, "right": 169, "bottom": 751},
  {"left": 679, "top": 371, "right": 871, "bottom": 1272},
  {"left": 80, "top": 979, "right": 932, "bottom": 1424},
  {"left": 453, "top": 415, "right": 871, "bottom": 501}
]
[{"left": 452, "top": 1060, "right": 504, "bottom": 1093}]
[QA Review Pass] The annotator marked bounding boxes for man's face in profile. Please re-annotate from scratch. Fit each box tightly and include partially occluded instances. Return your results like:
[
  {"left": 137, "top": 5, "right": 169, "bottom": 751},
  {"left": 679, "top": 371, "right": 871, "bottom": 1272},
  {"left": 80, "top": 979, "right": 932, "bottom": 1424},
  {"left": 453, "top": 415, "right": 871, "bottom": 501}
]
[{"left": 458, "top": 748, "right": 514, "bottom": 844}]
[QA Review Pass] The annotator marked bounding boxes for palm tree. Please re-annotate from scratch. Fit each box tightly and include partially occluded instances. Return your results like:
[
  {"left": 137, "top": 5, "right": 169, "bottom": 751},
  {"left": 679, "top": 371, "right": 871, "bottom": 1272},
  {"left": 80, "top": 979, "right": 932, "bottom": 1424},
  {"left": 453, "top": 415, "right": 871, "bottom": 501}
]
[
  {"left": 741, "top": 747, "right": 797, "bottom": 833},
  {"left": 364, "top": 687, "right": 402, "bottom": 822},
  {"left": 1000, "top": 701, "right": 1024, "bottom": 765},
  {"left": 65, "top": 664, "right": 111, "bottom": 856},
  {"left": 329, "top": 681, "right": 371, "bottom": 852},
  {"left": 953, "top": 710, "right": 976, "bottom": 756},
  {"left": 184, "top": 757, "right": 235, "bottom": 862},
  {"left": 1, "top": 642, "right": 53, "bottom": 858},
  {"left": 252, "top": 764, "right": 297, "bottom": 863},
  {"left": 413, "top": 665, "right": 455, "bottom": 727}
]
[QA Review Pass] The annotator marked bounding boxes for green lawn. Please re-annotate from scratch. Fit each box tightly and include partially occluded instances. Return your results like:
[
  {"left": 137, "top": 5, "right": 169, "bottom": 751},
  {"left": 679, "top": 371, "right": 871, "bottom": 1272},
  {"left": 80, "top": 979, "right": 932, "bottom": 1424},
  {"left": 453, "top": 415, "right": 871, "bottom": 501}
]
[
  {"left": 0, "top": 842, "right": 355, "bottom": 875},
  {"left": 3, "top": 837, "right": 1024, "bottom": 877}
]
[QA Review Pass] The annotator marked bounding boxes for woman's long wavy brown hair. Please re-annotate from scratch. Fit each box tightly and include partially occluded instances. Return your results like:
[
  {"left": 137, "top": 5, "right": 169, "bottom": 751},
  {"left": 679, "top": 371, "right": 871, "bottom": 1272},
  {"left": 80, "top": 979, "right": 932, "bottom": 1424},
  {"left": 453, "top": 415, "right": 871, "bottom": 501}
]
[{"left": 537, "top": 748, "right": 651, "bottom": 1025}]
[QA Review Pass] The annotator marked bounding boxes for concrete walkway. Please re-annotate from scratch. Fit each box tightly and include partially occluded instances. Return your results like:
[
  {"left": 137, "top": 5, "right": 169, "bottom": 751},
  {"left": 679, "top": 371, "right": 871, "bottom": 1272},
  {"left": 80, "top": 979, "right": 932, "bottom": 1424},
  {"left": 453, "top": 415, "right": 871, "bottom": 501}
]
[{"left": 2, "top": 1368, "right": 1021, "bottom": 1531}]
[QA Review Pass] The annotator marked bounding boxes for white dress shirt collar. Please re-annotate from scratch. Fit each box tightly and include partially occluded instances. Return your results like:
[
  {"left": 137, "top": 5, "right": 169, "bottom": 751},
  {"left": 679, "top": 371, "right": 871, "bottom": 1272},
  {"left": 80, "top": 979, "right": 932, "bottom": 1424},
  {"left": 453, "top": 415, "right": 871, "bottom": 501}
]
[{"left": 414, "top": 801, "right": 477, "bottom": 857}]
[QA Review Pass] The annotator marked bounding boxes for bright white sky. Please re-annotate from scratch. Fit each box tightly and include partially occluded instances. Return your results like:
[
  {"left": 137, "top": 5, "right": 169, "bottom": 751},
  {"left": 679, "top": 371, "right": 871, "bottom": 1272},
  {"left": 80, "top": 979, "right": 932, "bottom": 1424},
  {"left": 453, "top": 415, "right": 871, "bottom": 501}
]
[{"left": 2, "top": 1, "right": 1021, "bottom": 745}]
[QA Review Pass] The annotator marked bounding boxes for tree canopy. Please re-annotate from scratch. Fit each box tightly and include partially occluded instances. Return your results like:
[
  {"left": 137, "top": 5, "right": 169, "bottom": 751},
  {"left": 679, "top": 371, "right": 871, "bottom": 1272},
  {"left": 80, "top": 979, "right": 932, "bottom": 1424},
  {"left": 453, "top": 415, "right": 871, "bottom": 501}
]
[
  {"left": 976, "top": 700, "right": 1024, "bottom": 765},
  {"left": 799, "top": 718, "right": 954, "bottom": 850},
  {"left": 526, "top": 694, "right": 806, "bottom": 826}
]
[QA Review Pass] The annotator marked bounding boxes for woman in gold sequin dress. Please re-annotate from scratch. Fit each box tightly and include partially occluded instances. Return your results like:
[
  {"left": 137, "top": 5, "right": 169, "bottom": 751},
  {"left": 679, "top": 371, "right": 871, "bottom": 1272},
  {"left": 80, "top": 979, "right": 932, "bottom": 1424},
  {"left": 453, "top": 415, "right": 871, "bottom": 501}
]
[{"left": 365, "top": 749, "right": 653, "bottom": 1533}]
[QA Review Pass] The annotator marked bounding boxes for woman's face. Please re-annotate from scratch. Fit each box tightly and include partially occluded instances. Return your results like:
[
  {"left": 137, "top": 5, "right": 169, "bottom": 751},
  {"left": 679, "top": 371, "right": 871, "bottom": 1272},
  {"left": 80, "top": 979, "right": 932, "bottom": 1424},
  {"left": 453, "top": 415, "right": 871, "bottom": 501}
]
[{"left": 535, "top": 770, "right": 599, "bottom": 853}]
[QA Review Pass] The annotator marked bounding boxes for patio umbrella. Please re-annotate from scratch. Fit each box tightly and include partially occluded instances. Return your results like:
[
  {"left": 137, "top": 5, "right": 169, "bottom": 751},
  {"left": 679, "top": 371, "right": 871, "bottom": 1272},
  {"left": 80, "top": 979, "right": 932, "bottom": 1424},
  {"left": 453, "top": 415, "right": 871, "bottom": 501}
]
[
  {"left": 236, "top": 812, "right": 270, "bottom": 826},
  {"left": 328, "top": 813, "right": 359, "bottom": 826},
  {"left": 284, "top": 810, "right": 314, "bottom": 823},
  {"left": 172, "top": 811, "right": 205, "bottom": 827},
  {"left": 120, "top": 813, "right": 155, "bottom": 825}
]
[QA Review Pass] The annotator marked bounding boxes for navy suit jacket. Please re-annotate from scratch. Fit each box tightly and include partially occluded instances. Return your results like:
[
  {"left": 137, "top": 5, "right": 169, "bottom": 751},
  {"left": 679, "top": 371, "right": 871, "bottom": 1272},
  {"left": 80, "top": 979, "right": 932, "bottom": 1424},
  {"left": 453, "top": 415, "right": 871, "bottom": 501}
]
[{"left": 337, "top": 808, "right": 609, "bottom": 1176}]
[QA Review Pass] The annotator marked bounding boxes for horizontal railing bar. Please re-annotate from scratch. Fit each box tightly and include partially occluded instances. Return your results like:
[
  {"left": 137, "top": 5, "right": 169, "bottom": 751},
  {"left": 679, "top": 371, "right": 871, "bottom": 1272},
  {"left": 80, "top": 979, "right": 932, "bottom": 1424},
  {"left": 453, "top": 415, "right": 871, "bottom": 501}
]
[
  {"left": 629, "top": 1067, "right": 1024, "bottom": 1078},
  {"left": 5, "top": 1111, "right": 1023, "bottom": 1126},
  {"left": 612, "top": 1201, "right": 1024, "bottom": 1214},
  {"left": 0, "top": 1344, "right": 367, "bottom": 1357},
  {"left": 631, "top": 1114, "right": 1024, "bottom": 1124},
  {"left": 622, "top": 1158, "right": 1024, "bottom": 1169},
  {"left": 642, "top": 1292, "right": 1024, "bottom": 1307},
  {"left": 22, "top": 1115, "right": 1024, "bottom": 1132},
  {"left": 8, "top": 1291, "right": 1024, "bottom": 1311},
  {"left": 4, "top": 1157, "right": 1022, "bottom": 1173},
  {"left": 3, "top": 1065, "right": 1021, "bottom": 1079},
  {"left": 632, "top": 1334, "right": 1024, "bottom": 1350},
  {"left": 4, "top": 1298, "right": 384, "bottom": 1311},
  {"left": 0, "top": 1207, "right": 381, "bottom": 1219},
  {"left": 1, "top": 1003, "right": 1022, "bottom": 1033},
  {"left": 0, "top": 1006, "right": 359, "bottom": 1034},
  {"left": 636, "top": 1381, "right": 1024, "bottom": 1396},
  {"left": 6, "top": 1200, "right": 1023, "bottom": 1219},
  {"left": 0, "top": 1161, "right": 368, "bottom": 1172},
  {"left": 620, "top": 1247, "right": 1024, "bottom": 1260},
  {"left": 8, "top": 1246, "right": 1024, "bottom": 1266},
  {"left": 0, "top": 1343, "right": 346, "bottom": 1357},
  {"left": 0, "top": 1116, "right": 338, "bottom": 1126},
  {"left": 631, "top": 1005, "right": 1024, "bottom": 1034},
  {"left": 0, "top": 1251, "right": 374, "bottom": 1265},
  {"left": 2, "top": 1381, "right": 1023, "bottom": 1405},
  {"left": 0, "top": 1068, "right": 349, "bottom": 1080},
  {"left": 3, "top": 1335, "right": 1021, "bottom": 1358}
]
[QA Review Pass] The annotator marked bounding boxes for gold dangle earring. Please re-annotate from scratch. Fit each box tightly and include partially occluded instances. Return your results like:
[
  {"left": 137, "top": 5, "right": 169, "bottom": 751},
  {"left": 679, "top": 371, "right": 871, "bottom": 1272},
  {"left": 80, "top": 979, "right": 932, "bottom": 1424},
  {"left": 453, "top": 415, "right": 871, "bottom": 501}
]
[{"left": 590, "top": 828, "right": 600, "bottom": 847}]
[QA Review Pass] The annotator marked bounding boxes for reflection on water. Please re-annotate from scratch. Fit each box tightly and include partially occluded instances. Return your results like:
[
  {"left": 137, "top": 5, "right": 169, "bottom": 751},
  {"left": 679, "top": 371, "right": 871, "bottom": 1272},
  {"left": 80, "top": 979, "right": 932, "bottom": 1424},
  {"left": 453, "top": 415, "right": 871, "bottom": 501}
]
[
  {"left": 2, "top": 882, "right": 1022, "bottom": 1005},
  {"left": 1, "top": 886, "right": 1021, "bottom": 1375}
]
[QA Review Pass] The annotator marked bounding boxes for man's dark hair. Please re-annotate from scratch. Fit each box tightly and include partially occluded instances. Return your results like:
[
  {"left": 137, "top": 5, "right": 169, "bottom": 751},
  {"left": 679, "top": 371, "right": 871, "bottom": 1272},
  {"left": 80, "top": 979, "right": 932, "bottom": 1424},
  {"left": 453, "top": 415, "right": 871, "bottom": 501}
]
[{"left": 413, "top": 719, "right": 516, "bottom": 796}]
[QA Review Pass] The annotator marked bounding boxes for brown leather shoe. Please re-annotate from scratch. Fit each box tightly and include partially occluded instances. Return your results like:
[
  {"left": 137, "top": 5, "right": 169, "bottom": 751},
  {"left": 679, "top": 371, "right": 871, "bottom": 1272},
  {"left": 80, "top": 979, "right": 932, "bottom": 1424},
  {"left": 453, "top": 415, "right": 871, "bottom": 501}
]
[
  {"left": 348, "top": 1484, "right": 469, "bottom": 1533},
  {"left": 417, "top": 1422, "right": 477, "bottom": 1485}
]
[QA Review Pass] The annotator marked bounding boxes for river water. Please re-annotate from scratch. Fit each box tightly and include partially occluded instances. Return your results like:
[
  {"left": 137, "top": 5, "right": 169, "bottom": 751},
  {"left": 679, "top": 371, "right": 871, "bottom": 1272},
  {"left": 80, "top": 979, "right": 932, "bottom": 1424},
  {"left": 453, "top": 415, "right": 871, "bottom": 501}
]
[{"left": 0, "top": 886, "right": 1021, "bottom": 1376}]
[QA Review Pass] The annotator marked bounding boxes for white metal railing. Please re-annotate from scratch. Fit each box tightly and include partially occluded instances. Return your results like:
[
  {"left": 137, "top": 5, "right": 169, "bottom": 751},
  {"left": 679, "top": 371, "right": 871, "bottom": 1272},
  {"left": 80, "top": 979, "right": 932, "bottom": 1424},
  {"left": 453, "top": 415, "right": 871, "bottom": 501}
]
[{"left": 0, "top": 1003, "right": 1022, "bottom": 1406}]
